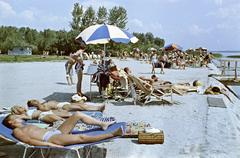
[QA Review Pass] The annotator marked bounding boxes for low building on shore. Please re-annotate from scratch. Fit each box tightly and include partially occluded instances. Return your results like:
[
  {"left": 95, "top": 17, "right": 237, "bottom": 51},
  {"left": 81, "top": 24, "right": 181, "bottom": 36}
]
[{"left": 8, "top": 47, "right": 32, "bottom": 55}]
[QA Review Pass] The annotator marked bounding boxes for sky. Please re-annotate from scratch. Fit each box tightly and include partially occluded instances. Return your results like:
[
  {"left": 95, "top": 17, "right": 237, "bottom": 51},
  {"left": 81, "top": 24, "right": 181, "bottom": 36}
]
[{"left": 0, "top": 0, "right": 240, "bottom": 51}]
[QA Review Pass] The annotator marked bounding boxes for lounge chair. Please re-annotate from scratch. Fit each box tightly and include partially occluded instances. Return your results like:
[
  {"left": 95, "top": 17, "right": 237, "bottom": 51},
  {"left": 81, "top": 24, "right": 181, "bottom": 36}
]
[
  {"left": 128, "top": 75, "right": 173, "bottom": 105},
  {"left": 0, "top": 115, "right": 126, "bottom": 158}
]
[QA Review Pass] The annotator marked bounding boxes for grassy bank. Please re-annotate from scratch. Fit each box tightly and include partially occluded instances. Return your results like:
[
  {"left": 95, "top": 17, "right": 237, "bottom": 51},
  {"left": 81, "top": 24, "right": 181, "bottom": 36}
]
[
  {"left": 227, "top": 55, "right": 240, "bottom": 58},
  {"left": 0, "top": 55, "right": 67, "bottom": 62},
  {"left": 212, "top": 53, "right": 222, "bottom": 58}
]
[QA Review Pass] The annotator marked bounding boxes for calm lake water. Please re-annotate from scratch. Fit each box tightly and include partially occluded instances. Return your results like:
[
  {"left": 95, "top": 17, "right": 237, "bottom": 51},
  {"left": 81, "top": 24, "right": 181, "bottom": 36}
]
[{"left": 212, "top": 51, "right": 240, "bottom": 57}]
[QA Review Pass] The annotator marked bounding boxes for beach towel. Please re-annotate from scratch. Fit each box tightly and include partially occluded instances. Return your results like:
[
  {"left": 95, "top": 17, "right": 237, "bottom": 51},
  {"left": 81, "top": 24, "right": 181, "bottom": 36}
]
[
  {"left": 52, "top": 116, "right": 116, "bottom": 131},
  {"left": 124, "top": 121, "right": 151, "bottom": 138}
]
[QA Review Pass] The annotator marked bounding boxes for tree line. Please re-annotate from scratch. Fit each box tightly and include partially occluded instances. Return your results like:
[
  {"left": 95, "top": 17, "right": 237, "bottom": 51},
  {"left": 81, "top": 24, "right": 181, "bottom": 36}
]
[{"left": 0, "top": 3, "right": 165, "bottom": 56}]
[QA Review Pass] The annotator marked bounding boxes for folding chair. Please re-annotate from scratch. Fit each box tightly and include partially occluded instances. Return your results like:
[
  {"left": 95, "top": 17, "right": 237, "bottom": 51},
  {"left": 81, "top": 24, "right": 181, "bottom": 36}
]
[{"left": 128, "top": 75, "right": 173, "bottom": 105}]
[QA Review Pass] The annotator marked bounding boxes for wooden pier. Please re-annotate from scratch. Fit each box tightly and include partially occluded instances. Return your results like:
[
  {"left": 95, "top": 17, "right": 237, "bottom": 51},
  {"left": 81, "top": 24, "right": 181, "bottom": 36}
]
[{"left": 218, "top": 58, "right": 240, "bottom": 81}]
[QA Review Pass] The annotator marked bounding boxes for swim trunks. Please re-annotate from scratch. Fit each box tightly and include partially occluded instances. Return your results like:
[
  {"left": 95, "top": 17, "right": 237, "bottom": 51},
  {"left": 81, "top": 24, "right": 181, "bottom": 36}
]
[
  {"left": 43, "top": 129, "right": 62, "bottom": 142},
  {"left": 26, "top": 109, "right": 37, "bottom": 119},
  {"left": 57, "top": 102, "right": 71, "bottom": 109},
  {"left": 39, "top": 111, "right": 54, "bottom": 120}
]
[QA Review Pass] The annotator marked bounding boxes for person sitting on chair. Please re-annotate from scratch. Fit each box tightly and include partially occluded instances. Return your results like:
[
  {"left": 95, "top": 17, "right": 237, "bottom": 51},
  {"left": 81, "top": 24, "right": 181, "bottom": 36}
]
[
  {"left": 27, "top": 99, "right": 105, "bottom": 112},
  {"left": 139, "top": 75, "right": 172, "bottom": 86},
  {"left": 3, "top": 112, "right": 122, "bottom": 147}
]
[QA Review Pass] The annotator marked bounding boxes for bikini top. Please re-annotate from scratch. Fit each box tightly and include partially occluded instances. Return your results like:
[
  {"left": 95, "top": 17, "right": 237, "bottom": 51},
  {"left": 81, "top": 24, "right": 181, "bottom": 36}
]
[{"left": 26, "top": 109, "right": 37, "bottom": 119}]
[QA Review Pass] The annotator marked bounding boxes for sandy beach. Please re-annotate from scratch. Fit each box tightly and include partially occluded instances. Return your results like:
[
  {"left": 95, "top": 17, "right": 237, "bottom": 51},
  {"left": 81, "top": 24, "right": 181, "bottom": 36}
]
[{"left": 1, "top": 59, "right": 240, "bottom": 158}]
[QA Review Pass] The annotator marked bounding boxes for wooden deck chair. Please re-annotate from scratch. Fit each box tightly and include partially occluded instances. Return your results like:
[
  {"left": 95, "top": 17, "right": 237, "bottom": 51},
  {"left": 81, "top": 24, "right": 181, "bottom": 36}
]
[{"left": 128, "top": 75, "right": 173, "bottom": 105}]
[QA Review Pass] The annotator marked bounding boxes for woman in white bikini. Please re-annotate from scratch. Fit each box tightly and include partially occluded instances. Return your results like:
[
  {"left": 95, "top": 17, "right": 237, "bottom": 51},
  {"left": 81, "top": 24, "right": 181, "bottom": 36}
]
[
  {"left": 27, "top": 99, "right": 105, "bottom": 112},
  {"left": 11, "top": 105, "right": 71, "bottom": 124}
]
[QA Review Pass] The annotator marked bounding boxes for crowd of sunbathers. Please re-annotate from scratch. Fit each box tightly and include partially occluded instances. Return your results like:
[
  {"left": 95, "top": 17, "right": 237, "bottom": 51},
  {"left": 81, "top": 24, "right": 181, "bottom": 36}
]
[
  {"left": 87, "top": 58, "right": 201, "bottom": 101},
  {"left": 2, "top": 47, "right": 212, "bottom": 148},
  {"left": 131, "top": 49, "right": 213, "bottom": 74},
  {"left": 3, "top": 99, "right": 124, "bottom": 147}
]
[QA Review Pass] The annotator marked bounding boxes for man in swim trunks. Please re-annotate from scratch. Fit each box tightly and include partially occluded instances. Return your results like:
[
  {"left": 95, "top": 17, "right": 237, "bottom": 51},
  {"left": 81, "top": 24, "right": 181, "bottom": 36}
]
[
  {"left": 27, "top": 99, "right": 105, "bottom": 112},
  {"left": 3, "top": 112, "right": 122, "bottom": 147}
]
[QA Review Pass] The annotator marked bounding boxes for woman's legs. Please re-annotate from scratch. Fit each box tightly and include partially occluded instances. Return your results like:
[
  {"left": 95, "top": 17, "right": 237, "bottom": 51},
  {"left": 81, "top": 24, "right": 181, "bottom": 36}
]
[
  {"left": 160, "top": 62, "right": 165, "bottom": 74},
  {"left": 152, "top": 63, "right": 155, "bottom": 74},
  {"left": 66, "top": 63, "right": 73, "bottom": 85},
  {"left": 77, "top": 69, "right": 83, "bottom": 95},
  {"left": 63, "top": 103, "right": 105, "bottom": 112},
  {"left": 57, "top": 112, "right": 115, "bottom": 134}
]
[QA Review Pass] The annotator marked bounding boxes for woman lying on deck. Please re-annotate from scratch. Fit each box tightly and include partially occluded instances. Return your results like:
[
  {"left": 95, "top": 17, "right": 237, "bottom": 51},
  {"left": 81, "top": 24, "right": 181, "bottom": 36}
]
[
  {"left": 11, "top": 105, "right": 73, "bottom": 124},
  {"left": 27, "top": 99, "right": 105, "bottom": 112},
  {"left": 140, "top": 75, "right": 197, "bottom": 95},
  {"left": 139, "top": 75, "right": 172, "bottom": 86},
  {"left": 3, "top": 112, "right": 121, "bottom": 147}
]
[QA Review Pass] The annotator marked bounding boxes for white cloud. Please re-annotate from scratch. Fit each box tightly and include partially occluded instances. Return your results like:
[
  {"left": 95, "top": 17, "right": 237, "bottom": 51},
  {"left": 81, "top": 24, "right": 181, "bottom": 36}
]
[
  {"left": 207, "top": 2, "right": 240, "bottom": 19},
  {"left": 0, "top": 0, "right": 16, "bottom": 18},
  {"left": 129, "top": 18, "right": 144, "bottom": 28},
  {"left": 166, "top": 0, "right": 181, "bottom": 3},
  {"left": 20, "top": 10, "right": 35, "bottom": 21},
  {"left": 42, "top": 15, "right": 68, "bottom": 26},
  {"left": 213, "top": 0, "right": 223, "bottom": 6},
  {"left": 149, "top": 22, "right": 163, "bottom": 32},
  {"left": 189, "top": 24, "right": 211, "bottom": 35}
]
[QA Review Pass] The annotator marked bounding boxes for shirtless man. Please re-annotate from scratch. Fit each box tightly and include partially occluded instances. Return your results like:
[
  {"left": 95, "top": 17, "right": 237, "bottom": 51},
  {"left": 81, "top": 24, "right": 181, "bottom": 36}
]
[
  {"left": 27, "top": 99, "right": 105, "bottom": 112},
  {"left": 158, "top": 53, "right": 168, "bottom": 74},
  {"left": 3, "top": 112, "right": 122, "bottom": 147}
]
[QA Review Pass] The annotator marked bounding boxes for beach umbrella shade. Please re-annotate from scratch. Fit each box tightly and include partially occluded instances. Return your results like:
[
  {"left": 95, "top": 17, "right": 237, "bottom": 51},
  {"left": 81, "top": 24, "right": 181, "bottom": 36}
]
[
  {"left": 164, "top": 43, "right": 183, "bottom": 51},
  {"left": 76, "top": 24, "right": 138, "bottom": 45}
]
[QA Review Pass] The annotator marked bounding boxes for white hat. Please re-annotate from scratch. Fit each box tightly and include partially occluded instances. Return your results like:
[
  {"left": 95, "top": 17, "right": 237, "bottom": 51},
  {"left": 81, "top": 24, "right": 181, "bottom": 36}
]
[
  {"left": 71, "top": 94, "right": 82, "bottom": 102},
  {"left": 71, "top": 94, "right": 87, "bottom": 102}
]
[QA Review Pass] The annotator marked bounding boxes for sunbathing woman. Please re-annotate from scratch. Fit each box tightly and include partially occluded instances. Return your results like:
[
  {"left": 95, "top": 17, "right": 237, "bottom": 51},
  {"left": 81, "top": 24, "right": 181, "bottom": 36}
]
[
  {"left": 3, "top": 112, "right": 121, "bottom": 147},
  {"left": 27, "top": 99, "right": 105, "bottom": 112},
  {"left": 11, "top": 105, "right": 71, "bottom": 124}
]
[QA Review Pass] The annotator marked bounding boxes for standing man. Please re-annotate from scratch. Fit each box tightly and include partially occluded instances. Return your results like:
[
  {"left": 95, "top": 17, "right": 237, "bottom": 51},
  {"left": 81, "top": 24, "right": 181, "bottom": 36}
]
[{"left": 75, "top": 45, "right": 85, "bottom": 96}]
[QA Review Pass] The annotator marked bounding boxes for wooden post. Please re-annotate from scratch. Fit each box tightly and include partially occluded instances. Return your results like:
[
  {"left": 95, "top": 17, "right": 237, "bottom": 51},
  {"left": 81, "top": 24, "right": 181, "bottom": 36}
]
[
  {"left": 90, "top": 75, "right": 92, "bottom": 100},
  {"left": 234, "top": 61, "right": 238, "bottom": 81},
  {"left": 221, "top": 61, "right": 226, "bottom": 76}
]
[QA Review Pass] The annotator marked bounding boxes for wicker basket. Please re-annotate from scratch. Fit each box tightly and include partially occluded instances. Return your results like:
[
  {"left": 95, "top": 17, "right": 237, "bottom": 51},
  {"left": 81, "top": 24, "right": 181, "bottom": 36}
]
[{"left": 138, "top": 131, "right": 164, "bottom": 144}]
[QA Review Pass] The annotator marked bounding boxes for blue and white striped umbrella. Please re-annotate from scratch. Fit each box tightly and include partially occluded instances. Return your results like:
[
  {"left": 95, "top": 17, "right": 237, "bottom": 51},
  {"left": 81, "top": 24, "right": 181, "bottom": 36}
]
[{"left": 76, "top": 24, "right": 138, "bottom": 44}]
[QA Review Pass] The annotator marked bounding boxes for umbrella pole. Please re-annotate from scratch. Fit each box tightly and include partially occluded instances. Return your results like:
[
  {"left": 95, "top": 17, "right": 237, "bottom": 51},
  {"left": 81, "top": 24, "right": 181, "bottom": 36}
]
[{"left": 104, "top": 43, "right": 106, "bottom": 57}]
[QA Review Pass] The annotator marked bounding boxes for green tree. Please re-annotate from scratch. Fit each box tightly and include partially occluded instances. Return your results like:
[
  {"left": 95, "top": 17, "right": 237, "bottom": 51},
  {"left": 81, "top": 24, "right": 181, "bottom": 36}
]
[
  {"left": 97, "top": 6, "right": 107, "bottom": 24},
  {"left": 82, "top": 6, "right": 96, "bottom": 29},
  {"left": 37, "top": 29, "right": 57, "bottom": 54},
  {"left": 145, "top": 32, "right": 154, "bottom": 44},
  {"left": 108, "top": 6, "right": 127, "bottom": 29},
  {"left": 70, "top": 3, "right": 84, "bottom": 31},
  {"left": 154, "top": 37, "right": 165, "bottom": 48}
]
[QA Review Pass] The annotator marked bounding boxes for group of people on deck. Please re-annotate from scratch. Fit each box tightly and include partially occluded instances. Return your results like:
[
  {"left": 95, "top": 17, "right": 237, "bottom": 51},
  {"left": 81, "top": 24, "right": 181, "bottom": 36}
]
[{"left": 150, "top": 50, "right": 213, "bottom": 74}]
